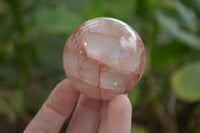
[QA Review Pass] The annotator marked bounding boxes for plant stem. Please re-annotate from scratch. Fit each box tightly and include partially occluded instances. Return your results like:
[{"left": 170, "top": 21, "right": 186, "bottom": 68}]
[
  {"left": 185, "top": 103, "right": 200, "bottom": 133},
  {"left": 7, "top": 0, "right": 30, "bottom": 89},
  {"left": 145, "top": 74, "right": 177, "bottom": 133}
]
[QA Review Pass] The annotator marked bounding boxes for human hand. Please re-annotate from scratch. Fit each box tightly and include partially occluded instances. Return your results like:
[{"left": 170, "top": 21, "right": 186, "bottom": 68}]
[{"left": 24, "top": 79, "right": 132, "bottom": 133}]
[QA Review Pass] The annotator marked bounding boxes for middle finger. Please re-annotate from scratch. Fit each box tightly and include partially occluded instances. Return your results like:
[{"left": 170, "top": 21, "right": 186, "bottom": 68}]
[{"left": 66, "top": 94, "right": 102, "bottom": 133}]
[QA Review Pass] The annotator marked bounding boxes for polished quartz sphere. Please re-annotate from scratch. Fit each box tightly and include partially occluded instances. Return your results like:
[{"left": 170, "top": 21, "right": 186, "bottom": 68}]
[{"left": 63, "top": 17, "right": 145, "bottom": 100}]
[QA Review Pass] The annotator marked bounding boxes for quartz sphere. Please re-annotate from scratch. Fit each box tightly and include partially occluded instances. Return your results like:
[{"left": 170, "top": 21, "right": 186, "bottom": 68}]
[{"left": 63, "top": 17, "right": 145, "bottom": 100}]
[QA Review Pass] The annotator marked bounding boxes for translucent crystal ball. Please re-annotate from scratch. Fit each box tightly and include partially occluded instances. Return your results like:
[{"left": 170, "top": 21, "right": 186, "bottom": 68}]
[{"left": 63, "top": 17, "right": 145, "bottom": 100}]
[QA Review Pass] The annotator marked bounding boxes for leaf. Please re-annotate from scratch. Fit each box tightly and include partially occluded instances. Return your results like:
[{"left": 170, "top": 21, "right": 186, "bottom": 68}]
[
  {"left": 0, "top": 65, "right": 16, "bottom": 80},
  {"left": 0, "top": 95, "right": 16, "bottom": 123},
  {"left": 144, "top": 47, "right": 151, "bottom": 74},
  {"left": 181, "top": 0, "right": 200, "bottom": 15},
  {"left": 171, "top": 63, "right": 200, "bottom": 102},
  {"left": 137, "top": 0, "right": 156, "bottom": 16},
  {"left": 11, "top": 90, "right": 25, "bottom": 113},
  {"left": 0, "top": 97, "right": 11, "bottom": 114},
  {"left": 131, "top": 124, "right": 148, "bottom": 133},
  {"left": 128, "top": 84, "right": 148, "bottom": 106},
  {"left": 85, "top": 1, "right": 104, "bottom": 18},
  {"left": 152, "top": 40, "right": 189, "bottom": 69},
  {"left": 174, "top": 1, "right": 197, "bottom": 31},
  {"left": 30, "top": 33, "right": 67, "bottom": 68},
  {"left": 67, "top": 0, "right": 91, "bottom": 13},
  {"left": 103, "top": 0, "right": 136, "bottom": 20},
  {"left": 36, "top": 8, "right": 84, "bottom": 34},
  {"left": 128, "top": 86, "right": 140, "bottom": 106},
  {"left": 157, "top": 12, "right": 200, "bottom": 51}
]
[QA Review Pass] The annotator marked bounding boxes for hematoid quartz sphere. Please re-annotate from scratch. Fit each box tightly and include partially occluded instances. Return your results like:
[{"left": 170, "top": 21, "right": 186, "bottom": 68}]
[{"left": 63, "top": 17, "right": 145, "bottom": 100}]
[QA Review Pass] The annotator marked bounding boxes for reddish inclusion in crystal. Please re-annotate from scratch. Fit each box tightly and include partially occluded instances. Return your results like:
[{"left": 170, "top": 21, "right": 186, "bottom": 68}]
[{"left": 63, "top": 17, "right": 145, "bottom": 100}]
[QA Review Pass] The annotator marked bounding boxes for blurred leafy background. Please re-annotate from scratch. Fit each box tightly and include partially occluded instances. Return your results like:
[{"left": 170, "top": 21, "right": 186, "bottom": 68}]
[{"left": 0, "top": 0, "right": 200, "bottom": 132}]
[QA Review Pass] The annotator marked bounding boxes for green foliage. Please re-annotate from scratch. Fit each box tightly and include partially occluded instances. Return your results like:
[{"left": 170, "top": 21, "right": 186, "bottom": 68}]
[
  {"left": 171, "top": 63, "right": 200, "bottom": 102},
  {"left": 128, "top": 86, "right": 140, "bottom": 106},
  {"left": 174, "top": 1, "right": 197, "bottom": 31},
  {"left": 0, "top": 90, "right": 25, "bottom": 123},
  {"left": 36, "top": 8, "right": 85, "bottom": 34},
  {"left": 0, "top": 0, "right": 200, "bottom": 132},
  {"left": 131, "top": 124, "right": 148, "bottom": 133},
  {"left": 102, "top": 0, "right": 136, "bottom": 20},
  {"left": 157, "top": 12, "right": 200, "bottom": 50},
  {"left": 0, "top": 96, "right": 16, "bottom": 123},
  {"left": 152, "top": 41, "right": 189, "bottom": 69},
  {"left": 84, "top": 0, "right": 136, "bottom": 20}
]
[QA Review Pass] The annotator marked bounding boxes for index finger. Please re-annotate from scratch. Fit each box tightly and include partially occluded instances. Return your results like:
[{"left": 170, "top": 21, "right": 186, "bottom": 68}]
[{"left": 24, "top": 79, "right": 80, "bottom": 133}]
